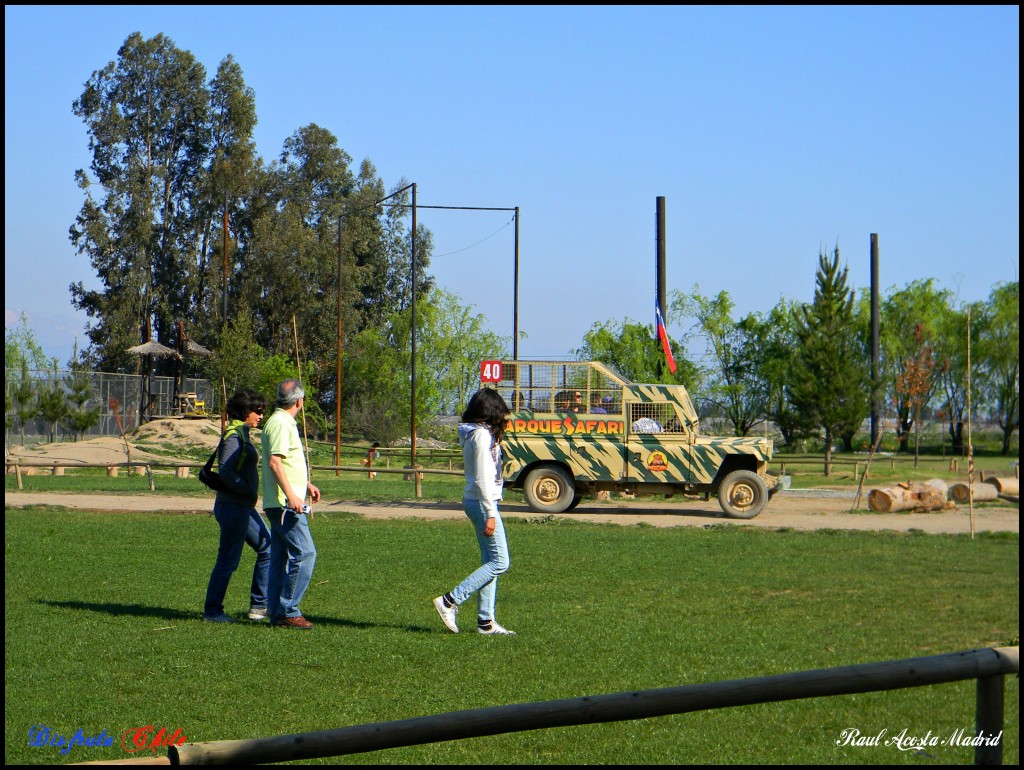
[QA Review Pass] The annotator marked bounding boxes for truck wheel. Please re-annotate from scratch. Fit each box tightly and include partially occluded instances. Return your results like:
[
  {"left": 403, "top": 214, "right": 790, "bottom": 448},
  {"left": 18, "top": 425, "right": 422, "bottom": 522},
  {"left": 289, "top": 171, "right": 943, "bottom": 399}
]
[
  {"left": 523, "top": 466, "right": 575, "bottom": 513},
  {"left": 717, "top": 470, "right": 768, "bottom": 519}
]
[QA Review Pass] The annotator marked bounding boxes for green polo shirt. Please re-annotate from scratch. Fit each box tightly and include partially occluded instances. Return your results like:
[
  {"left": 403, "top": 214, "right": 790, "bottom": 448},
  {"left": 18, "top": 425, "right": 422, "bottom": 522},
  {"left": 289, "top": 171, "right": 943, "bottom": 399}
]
[{"left": 260, "top": 407, "right": 307, "bottom": 509}]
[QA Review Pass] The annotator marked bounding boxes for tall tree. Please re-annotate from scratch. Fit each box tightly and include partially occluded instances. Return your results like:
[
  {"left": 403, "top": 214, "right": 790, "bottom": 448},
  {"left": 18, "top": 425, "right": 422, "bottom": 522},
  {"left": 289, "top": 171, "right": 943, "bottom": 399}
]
[
  {"left": 36, "top": 366, "right": 68, "bottom": 443},
  {"left": 759, "top": 299, "right": 811, "bottom": 447},
  {"left": 875, "top": 279, "right": 951, "bottom": 452},
  {"left": 893, "top": 323, "right": 936, "bottom": 466},
  {"left": 193, "top": 54, "right": 260, "bottom": 337},
  {"left": 788, "top": 247, "right": 870, "bottom": 474},
  {"left": 975, "top": 281, "right": 1019, "bottom": 455},
  {"left": 70, "top": 32, "right": 212, "bottom": 373},
  {"left": 933, "top": 301, "right": 972, "bottom": 454},
  {"left": 10, "top": 361, "right": 38, "bottom": 447},
  {"left": 573, "top": 318, "right": 700, "bottom": 390},
  {"left": 674, "top": 288, "right": 771, "bottom": 436}
]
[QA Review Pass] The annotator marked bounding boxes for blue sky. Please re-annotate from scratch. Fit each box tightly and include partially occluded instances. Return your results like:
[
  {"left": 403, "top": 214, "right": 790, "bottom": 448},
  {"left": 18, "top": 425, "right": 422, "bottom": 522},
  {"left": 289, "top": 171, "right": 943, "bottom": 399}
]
[{"left": 5, "top": 5, "right": 1019, "bottom": 367}]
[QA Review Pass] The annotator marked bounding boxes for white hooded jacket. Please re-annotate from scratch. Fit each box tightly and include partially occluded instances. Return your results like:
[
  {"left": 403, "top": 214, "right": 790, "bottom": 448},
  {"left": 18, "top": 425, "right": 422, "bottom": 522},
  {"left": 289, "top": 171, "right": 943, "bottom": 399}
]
[{"left": 458, "top": 423, "right": 503, "bottom": 517}]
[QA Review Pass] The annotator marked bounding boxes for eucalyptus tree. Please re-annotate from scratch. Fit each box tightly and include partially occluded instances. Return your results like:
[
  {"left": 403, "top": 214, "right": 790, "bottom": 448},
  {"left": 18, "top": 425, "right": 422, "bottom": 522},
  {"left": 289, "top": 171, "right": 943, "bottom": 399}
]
[
  {"left": 788, "top": 247, "right": 871, "bottom": 474},
  {"left": 70, "top": 32, "right": 213, "bottom": 373},
  {"left": 191, "top": 54, "right": 260, "bottom": 342}
]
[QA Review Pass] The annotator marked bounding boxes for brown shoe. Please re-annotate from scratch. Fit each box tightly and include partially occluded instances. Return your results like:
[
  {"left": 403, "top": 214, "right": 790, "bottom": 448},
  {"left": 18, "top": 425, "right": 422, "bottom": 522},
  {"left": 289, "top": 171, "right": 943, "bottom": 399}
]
[{"left": 273, "top": 615, "right": 314, "bottom": 629}]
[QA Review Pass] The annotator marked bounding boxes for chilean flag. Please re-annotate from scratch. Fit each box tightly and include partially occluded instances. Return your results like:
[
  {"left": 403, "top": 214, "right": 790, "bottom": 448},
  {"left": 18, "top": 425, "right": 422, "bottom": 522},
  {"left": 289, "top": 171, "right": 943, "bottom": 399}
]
[{"left": 655, "top": 301, "right": 677, "bottom": 374}]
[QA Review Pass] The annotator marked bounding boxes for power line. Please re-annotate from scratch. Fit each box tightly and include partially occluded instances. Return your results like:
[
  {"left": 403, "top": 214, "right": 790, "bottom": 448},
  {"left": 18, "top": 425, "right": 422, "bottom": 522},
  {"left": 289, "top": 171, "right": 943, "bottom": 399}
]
[{"left": 433, "top": 215, "right": 515, "bottom": 258}]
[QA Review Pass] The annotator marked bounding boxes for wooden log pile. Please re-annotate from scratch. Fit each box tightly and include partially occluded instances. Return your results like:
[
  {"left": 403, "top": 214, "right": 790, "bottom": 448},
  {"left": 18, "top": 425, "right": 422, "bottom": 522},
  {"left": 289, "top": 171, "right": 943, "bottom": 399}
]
[
  {"left": 984, "top": 476, "right": 1019, "bottom": 502},
  {"left": 949, "top": 482, "right": 1000, "bottom": 504},
  {"left": 867, "top": 479, "right": 953, "bottom": 513}
]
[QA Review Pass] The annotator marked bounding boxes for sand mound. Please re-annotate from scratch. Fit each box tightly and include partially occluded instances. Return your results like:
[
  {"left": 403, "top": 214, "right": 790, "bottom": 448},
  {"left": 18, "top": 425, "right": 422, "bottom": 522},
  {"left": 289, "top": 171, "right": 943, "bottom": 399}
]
[{"left": 6, "top": 416, "right": 224, "bottom": 467}]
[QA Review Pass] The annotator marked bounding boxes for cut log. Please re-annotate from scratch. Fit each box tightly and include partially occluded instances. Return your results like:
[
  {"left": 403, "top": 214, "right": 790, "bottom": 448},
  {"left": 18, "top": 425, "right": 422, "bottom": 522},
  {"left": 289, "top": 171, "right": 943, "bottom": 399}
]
[
  {"left": 983, "top": 477, "right": 1019, "bottom": 496},
  {"left": 949, "top": 482, "right": 1000, "bottom": 504},
  {"left": 867, "top": 481, "right": 952, "bottom": 513}
]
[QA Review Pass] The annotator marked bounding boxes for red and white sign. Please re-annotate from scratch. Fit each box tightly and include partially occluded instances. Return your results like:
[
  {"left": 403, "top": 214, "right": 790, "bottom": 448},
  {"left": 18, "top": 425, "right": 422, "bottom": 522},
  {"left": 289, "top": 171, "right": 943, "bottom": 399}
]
[{"left": 480, "top": 360, "right": 503, "bottom": 383}]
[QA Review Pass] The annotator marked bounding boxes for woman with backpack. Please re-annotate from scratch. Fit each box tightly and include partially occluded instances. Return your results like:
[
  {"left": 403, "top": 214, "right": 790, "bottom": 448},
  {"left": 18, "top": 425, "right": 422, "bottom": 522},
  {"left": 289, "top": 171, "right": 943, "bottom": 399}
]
[{"left": 203, "top": 388, "right": 271, "bottom": 623}]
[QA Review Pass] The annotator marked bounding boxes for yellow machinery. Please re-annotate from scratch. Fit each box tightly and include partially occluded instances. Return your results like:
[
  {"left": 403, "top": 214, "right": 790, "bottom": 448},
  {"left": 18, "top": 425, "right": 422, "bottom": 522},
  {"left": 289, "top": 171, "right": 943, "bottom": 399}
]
[{"left": 176, "top": 392, "right": 207, "bottom": 418}]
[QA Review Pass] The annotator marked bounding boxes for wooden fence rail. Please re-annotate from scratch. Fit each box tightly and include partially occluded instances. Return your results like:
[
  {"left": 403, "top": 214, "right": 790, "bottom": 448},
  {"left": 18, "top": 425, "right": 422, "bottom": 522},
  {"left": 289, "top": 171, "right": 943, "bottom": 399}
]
[
  {"left": 79, "top": 646, "right": 1018, "bottom": 766},
  {"left": 4, "top": 460, "right": 462, "bottom": 492}
]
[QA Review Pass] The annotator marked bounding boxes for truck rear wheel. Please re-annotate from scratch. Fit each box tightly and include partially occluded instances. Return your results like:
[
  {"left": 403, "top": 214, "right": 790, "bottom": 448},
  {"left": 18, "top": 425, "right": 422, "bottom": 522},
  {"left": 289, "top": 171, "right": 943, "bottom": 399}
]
[
  {"left": 717, "top": 470, "right": 768, "bottom": 519},
  {"left": 523, "top": 465, "right": 575, "bottom": 513}
]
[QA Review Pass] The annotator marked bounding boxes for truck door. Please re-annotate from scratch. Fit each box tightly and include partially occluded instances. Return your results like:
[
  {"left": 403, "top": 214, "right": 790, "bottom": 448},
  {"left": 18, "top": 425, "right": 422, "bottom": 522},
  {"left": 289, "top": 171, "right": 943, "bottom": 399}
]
[{"left": 625, "top": 401, "right": 693, "bottom": 484}]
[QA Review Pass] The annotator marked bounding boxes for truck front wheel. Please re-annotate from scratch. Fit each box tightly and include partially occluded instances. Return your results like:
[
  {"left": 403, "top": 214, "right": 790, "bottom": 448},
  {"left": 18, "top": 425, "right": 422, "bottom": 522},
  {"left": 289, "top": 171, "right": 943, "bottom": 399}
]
[
  {"left": 523, "top": 466, "right": 575, "bottom": 513},
  {"left": 717, "top": 470, "right": 768, "bottom": 519}
]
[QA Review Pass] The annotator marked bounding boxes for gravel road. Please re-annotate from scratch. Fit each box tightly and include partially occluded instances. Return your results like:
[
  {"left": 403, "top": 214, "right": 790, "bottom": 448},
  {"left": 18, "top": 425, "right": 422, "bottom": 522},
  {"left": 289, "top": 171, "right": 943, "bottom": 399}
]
[{"left": 4, "top": 490, "right": 1017, "bottom": 534}]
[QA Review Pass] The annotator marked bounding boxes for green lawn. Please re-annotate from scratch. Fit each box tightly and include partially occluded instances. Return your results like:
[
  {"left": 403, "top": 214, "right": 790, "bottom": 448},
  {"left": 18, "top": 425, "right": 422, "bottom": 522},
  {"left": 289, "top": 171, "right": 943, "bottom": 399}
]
[{"left": 4, "top": 506, "right": 1018, "bottom": 765}]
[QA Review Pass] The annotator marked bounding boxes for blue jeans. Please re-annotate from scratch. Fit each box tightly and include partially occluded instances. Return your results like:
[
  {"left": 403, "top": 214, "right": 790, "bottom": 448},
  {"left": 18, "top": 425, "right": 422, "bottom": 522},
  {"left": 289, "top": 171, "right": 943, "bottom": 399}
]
[
  {"left": 204, "top": 501, "right": 271, "bottom": 616},
  {"left": 266, "top": 508, "right": 317, "bottom": 619},
  {"left": 451, "top": 498, "right": 510, "bottom": 623}
]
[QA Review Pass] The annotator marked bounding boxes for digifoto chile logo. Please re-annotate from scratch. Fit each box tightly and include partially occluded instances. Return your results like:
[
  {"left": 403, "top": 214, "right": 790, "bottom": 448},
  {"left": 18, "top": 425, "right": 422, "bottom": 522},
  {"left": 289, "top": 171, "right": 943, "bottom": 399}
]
[
  {"left": 28, "top": 724, "right": 115, "bottom": 756},
  {"left": 121, "top": 725, "right": 189, "bottom": 754}
]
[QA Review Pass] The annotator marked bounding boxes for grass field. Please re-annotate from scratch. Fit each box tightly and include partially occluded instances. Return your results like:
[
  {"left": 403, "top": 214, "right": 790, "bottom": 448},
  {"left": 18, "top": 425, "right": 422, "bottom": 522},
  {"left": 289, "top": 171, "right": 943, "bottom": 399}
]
[{"left": 4, "top": 505, "right": 1018, "bottom": 765}]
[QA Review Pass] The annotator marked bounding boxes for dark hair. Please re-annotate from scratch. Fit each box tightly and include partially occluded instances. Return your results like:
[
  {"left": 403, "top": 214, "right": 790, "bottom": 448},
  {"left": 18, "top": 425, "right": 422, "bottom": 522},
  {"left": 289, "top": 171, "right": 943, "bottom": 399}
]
[
  {"left": 226, "top": 388, "right": 266, "bottom": 422},
  {"left": 461, "top": 388, "right": 510, "bottom": 442}
]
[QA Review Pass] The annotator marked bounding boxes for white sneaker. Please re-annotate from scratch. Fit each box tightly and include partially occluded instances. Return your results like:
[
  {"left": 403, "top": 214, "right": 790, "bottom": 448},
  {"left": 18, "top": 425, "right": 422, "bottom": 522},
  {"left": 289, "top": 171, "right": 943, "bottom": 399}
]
[
  {"left": 477, "top": 620, "right": 515, "bottom": 635},
  {"left": 433, "top": 596, "right": 459, "bottom": 633},
  {"left": 247, "top": 606, "right": 267, "bottom": 621}
]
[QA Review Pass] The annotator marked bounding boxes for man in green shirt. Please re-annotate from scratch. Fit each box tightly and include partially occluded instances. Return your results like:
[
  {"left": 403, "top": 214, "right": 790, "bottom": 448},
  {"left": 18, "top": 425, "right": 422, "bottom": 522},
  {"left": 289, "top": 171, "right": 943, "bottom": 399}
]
[{"left": 262, "top": 379, "right": 321, "bottom": 629}]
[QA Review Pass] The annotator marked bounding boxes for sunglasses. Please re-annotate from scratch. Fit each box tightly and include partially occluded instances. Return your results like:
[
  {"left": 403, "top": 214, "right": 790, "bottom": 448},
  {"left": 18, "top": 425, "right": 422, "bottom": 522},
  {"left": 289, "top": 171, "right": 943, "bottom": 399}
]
[{"left": 252, "top": 408, "right": 265, "bottom": 415}]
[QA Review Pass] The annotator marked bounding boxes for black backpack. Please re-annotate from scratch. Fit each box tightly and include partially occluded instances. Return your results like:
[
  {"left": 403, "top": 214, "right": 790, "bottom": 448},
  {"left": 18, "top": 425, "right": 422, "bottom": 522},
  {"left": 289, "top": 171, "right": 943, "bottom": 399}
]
[
  {"left": 198, "top": 446, "right": 231, "bottom": 493},
  {"left": 198, "top": 425, "right": 245, "bottom": 493}
]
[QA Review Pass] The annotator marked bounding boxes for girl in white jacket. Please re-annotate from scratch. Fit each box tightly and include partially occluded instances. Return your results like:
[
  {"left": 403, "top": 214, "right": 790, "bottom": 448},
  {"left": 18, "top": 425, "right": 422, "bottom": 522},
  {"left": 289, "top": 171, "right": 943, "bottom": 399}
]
[{"left": 433, "top": 388, "right": 514, "bottom": 634}]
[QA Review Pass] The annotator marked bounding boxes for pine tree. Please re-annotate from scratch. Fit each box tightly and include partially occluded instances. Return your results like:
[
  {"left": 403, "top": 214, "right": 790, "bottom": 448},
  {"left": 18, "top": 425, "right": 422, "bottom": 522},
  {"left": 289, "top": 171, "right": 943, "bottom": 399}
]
[{"left": 789, "top": 247, "right": 871, "bottom": 475}]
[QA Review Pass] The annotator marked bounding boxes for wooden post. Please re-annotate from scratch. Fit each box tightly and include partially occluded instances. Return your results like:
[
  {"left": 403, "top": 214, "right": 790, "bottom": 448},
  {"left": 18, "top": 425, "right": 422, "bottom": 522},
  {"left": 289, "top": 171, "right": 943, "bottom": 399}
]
[
  {"left": 107, "top": 465, "right": 119, "bottom": 477},
  {"left": 975, "top": 675, "right": 1004, "bottom": 764},
  {"left": 16, "top": 462, "right": 23, "bottom": 490},
  {"left": 52, "top": 464, "right": 65, "bottom": 476}
]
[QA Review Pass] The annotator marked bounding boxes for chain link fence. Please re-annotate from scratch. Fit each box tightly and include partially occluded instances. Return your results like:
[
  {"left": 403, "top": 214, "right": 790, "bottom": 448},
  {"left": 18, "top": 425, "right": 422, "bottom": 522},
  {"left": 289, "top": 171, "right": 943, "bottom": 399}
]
[{"left": 5, "top": 370, "right": 214, "bottom": 442}]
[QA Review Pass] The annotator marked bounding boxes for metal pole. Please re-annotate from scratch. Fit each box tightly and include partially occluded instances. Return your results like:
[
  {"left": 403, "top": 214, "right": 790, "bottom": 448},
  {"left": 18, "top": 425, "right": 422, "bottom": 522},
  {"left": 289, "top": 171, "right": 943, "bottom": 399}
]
[
  {"left": 656, "top": 197, "right": 667, "bottom": 379},
  {"left": 870, "top": 233, "right": 880, "bottom": 447},
  {"left": 656, "top": 196, "right": 667, "bottom": 324},
  {"left": 513, "top": 206, "right": 520, "bottom": 361},
  {"left": 336, "top": 213, "right": 343, "bottom": 474},
  {"left": 410, "top": 184, "right": 419, "bottom": 494}
]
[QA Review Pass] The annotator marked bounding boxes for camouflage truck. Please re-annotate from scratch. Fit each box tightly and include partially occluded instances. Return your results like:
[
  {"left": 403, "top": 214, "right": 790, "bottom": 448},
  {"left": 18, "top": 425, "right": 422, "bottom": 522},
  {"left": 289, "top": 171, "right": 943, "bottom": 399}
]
[{"left": 486, "top": 360, "right": 779, "bottom": 518}]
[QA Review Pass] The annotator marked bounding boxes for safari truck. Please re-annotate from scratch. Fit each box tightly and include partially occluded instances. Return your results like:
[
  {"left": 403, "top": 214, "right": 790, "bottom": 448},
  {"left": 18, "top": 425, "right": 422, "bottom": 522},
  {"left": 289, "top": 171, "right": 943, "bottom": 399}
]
[{"left": 485, "top": 360, "right": 779, "bottom": 518}]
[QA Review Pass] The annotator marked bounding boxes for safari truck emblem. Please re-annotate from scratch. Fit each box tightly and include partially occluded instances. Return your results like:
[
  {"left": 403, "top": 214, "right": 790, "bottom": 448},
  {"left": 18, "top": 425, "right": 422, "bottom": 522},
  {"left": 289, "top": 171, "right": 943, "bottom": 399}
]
[{"left": 646, "top": 451, "right": 668, "bottom": 472}]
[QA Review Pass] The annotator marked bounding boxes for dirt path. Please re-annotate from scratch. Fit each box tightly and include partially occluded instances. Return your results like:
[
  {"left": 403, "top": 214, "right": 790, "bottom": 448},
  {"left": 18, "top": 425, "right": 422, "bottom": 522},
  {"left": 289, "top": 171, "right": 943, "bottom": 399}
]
[{"left": 4, "top": 490, "right": 1017, "bottom": 534}]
